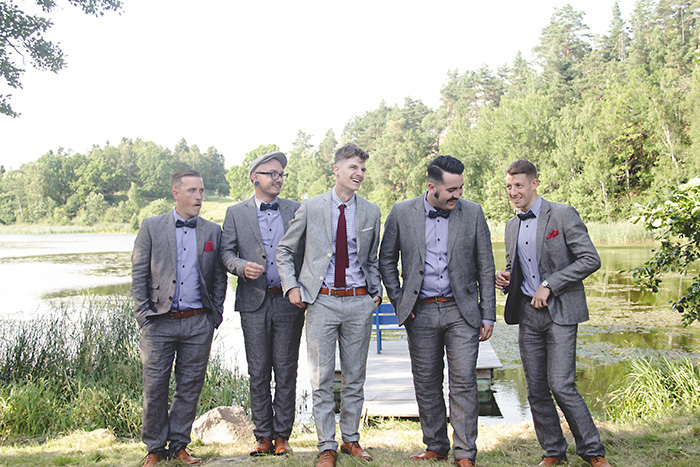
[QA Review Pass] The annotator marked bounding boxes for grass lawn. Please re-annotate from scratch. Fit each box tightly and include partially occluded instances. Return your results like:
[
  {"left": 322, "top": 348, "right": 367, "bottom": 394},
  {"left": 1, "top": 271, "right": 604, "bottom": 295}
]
[{"left": 2, "top": 414, "right": 699, "bottom": 466}]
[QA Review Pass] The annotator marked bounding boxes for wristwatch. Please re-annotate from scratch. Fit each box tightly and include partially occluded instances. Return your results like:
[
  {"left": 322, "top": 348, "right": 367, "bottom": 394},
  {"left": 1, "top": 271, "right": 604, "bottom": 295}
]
[{"left": 541, "top": 280, "right": 550, "bottom": 289}]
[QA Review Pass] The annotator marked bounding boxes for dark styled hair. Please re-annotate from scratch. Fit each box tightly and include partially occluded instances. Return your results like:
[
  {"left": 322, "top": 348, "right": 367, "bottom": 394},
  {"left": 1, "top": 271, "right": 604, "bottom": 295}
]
[
  {"left": 506, "top": 159, "right": 538, "bottom": 179},
  {"left": 427, "top": 155, "right": 464, "bottom": 184},
  {"left": 171, "top": 169, "right": 202, "bottom": 189},
  {"left": 334, "top": 142, "right": 370, "bottom": 164}
]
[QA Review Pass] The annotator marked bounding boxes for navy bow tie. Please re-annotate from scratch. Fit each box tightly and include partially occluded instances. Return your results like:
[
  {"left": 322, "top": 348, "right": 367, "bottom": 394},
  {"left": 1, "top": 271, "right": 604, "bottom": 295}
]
[
  {"left": 260, "top": 202, "right": 279, "bottom": 211},
  {"left": 517, "top": 211, "right": 536, "bottom": 220},
  {"left": 428, "top": 209, "right": 450, "bottom": 219},
  {"left": 176, "top": 218, "right": 197, "bottom": 228}
]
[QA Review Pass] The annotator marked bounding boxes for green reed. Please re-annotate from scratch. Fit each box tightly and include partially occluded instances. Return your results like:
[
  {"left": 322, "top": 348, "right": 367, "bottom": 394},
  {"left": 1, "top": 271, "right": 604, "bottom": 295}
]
[
  {"left": 607, "top": 357, "right": 700, "bottom": 422},
  {"left": 0, "top": 293, "right": 248, "bottom": 440}
]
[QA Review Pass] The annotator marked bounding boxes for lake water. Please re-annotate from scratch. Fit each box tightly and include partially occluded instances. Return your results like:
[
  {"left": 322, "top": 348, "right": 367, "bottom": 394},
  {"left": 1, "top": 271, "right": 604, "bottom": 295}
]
[{"left": 1, "top": 234, "right": 699, "bottom": 425}]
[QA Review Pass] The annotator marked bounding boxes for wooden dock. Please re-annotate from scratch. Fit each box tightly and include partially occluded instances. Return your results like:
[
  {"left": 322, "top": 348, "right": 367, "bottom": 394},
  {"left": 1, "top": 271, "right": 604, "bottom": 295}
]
[{"left": 359, "top": 336, "right": 502, "bottom": 417}]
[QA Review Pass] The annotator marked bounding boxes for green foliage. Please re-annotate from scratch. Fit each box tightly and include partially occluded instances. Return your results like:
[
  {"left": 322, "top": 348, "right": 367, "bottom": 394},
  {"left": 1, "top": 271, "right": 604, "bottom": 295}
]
[
  {"left": 0, "top": 294, "right": 249, "bottom": 439},
  {"left": 79, "top": 192, "right": 109, "bottom": 225},
  {"left": 607, "top": 357, "right": 700, "bottom": 421},
  {"left": 631, "top": 178, "right": 700, "bottom": 325},
  {"left": 139, "top": 198, "right": 173, "bottom": 219},
  {"left": 0, "top": 0, "right": 122, "bottom": 117}
]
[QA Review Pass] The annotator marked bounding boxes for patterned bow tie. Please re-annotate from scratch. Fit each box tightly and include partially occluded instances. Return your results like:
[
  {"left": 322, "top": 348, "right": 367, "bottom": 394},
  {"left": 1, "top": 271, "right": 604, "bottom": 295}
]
[
  {"left": 260, "top": 202, "right": 279, "bottom": 211},
  {"left": 175, "top": 218, "right": 197, "bottom": 228},
  {"left": 517, "top": 211, "right": 536, "bottom": 220},
  {"left": 428, "top": 209, "right": 450, "bottom": 219}
]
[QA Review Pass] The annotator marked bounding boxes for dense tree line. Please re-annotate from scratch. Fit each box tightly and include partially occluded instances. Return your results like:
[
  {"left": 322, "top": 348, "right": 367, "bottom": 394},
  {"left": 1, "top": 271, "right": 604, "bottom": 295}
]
[
  {"left": 2, "top": 1, "right": 699, "bottom": 226},
  {"left": 0, "top": 138, "right": 227, "bottom": 225}
]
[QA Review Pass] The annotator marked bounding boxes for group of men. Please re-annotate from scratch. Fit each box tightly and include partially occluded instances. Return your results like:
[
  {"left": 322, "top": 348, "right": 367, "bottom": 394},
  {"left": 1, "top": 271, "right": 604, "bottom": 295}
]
[{"left": 131, "top": 142, "right": 612, "bottom": 467}]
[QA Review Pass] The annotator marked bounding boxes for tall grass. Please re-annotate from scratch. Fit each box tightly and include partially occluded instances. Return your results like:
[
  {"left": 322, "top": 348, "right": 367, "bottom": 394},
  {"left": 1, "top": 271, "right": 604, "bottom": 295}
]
[
  {"left": 607, "top": 357, "right": 700, "bottom": 422},
  {"left": 487, "top": 221, "right": 654, "bottom": 244},
  {"left": 0, "top": 294, "right": 248, "bottom": 440}
]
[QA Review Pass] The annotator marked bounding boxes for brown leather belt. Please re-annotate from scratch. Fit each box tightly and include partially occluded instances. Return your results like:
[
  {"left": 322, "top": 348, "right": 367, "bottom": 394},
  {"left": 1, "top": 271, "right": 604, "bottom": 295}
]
[
  {"left": 319, "top": 287, "right": 369, "bottom": 297},
  {"left": 266, "top": 286, "right": 283, "bottom": 295},
  {"left": 169, "top": 308, "right": 207, "bottom": 319},
  {"left": 420, "top": 296, "right": 456, "bottom": 303}
]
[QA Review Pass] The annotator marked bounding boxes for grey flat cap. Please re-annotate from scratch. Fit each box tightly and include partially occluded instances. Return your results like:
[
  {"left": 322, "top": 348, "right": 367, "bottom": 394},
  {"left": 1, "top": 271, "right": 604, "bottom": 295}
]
[{"left": 249, "top": 151, "right": 287, "bottom": 177}]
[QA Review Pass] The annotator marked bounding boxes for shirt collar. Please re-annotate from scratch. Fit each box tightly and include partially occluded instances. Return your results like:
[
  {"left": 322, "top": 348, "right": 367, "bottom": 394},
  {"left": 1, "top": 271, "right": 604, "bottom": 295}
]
[
  {"left": 172, "top": 209, "right": 197, "bottom": 224},
  {"left": 521, "top": 196, "right": 543, "bottom": 218},
  {"left": 331, "top": 189, "right": 356, "bottom": 208},
  {"left": 254, "top": 195, "right": 279, "bottom": 210}
]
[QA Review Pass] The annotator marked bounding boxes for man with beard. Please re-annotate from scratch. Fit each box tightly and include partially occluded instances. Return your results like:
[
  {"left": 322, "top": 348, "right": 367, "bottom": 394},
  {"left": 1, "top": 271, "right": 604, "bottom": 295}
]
[{"left": 379, "top": 155, "right": 496, "bottom": 467}]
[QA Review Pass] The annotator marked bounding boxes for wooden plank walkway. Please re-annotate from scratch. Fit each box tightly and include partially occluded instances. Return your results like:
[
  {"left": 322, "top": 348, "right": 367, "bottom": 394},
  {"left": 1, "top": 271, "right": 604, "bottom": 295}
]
[{"left": 361, "top": 336, "right": 502, "bottom": 417}]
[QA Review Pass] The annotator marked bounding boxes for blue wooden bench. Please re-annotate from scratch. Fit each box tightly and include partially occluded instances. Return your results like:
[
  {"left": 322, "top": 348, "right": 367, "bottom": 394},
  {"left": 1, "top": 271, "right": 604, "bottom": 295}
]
[{"left": 372, "top": 303, "right": 402, "bottom": 353}]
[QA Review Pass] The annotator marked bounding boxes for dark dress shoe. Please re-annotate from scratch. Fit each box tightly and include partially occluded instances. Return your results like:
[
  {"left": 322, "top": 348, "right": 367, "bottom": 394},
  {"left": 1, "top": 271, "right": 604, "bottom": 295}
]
[
  {"left": 340, "top": 441, "right": 372, "bottom": 460},
  {"left": 250, "top": 437, "right": 274, "bottom": 456},
  {"left": 142, "top": 454, "right": 164, "bottom": 467},
  {"left": 274, "top": 437, "right": 293, "bottom": 455},
  {"left": 316, "top": 449, "right": 338, "bottom": 467},
  {"left": 539, "top": 457, "right": 566, "bottom": 466},
  {"left": 172, "top": 449, "right": 201, "bottom": 464},
  {"left": 589, "top": 457, "right": 611, "bottom": 467},
  {"left": 411, "top": 450, "right": 448, "bottom": 461},
  {"left": 455, "top": 459, "right": 476, "bottom": 467}
]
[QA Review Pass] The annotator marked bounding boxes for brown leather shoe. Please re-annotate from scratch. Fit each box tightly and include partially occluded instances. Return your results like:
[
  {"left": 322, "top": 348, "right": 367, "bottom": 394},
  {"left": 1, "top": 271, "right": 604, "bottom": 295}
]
[
  {"left": 340, "top": 441, "right": 372, "bottom": 460},
  {"left": 172, "top": 449, "right": 201, "bottom": 464},
  {"left": 250, "top": 437, "right": 274, "bottom": 456},
  {"left": 410, "top": 450, "right": 448, "bottom": 461},
  {"left": 142, "top": 454, "right": 164, "bottom": 467},
  {"left": 589, "top": 457, "right": 611, "bottom": 467},
  {"left": 274, "top": 437, "right": 293, "bottom": 455},
  {"left": 539, "top": 457, "right": 566, "bottom": 466},
  {"left": 316, "top": 449, "right": 338, "bottom": 467},
  {"left": 455, "top": 459, "right": 476, "bottom": 467}
]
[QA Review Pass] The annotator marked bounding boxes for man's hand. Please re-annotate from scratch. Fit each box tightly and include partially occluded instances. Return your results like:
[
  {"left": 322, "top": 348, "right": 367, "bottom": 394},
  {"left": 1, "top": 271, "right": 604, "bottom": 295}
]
[
  {"left": 372, "top": 295, "right": 381, "bottom": 309},
  {"left": 495, "top": 271, "right": 510, "bottom": 290},
  {"left": 479, "top": 322, "right": 494, "bottom": 341},
  {"left": 288, "top": 287, "right": 306, "bottom": 309},
  {"left": 531, "top": 284, "right": 551, "bottom": 309},
  {"left": 244, "top": 261, "right": 265, "bottom": 280}
]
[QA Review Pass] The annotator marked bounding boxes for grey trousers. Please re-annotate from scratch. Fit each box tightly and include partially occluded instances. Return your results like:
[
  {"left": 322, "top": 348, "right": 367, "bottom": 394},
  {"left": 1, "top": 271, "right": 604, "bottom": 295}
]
[
  {"left": 305, "top": 293, "right": 375, "bottom": 452},
  {"left": 518, "top": 296, "right": 605, "bottom": 461},
  {"left": 140, "top": 312, "right": 214, "bottom": 456},
  {"left": 405, "top": 301, "right": 481, "bottom": 461},
  {"left": 240, "top": 293, "right": 305, "bottom": 440}
]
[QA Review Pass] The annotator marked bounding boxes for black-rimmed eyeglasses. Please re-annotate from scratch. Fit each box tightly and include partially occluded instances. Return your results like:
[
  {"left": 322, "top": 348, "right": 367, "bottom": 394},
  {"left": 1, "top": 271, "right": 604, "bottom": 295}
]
[{"left": 255, "top": 171, "right": 288, "bottom": 181}]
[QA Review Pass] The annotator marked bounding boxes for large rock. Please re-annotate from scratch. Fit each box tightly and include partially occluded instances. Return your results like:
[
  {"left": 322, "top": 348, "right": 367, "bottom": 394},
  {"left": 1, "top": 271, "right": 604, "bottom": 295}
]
[{"left": 191, "top": 406, "right": 254, "bottom": 444}]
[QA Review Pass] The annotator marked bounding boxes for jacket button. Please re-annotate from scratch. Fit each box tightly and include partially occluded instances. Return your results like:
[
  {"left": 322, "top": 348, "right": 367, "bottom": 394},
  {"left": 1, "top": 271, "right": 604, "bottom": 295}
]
[
  {"left": 168, "top": 296, "right": 172, "bottom": 300},
  {"left": 413, "top": 290, "right": 418, "bottom": 295},
  {"left": 172, "top": 280, "right": 176, "bottom": 284},
  {"left": 419, "top": 271, "right": 424, "bottom": 275},
  {"left": 262, "top": 255, "right": 266, "bottom": 259}
]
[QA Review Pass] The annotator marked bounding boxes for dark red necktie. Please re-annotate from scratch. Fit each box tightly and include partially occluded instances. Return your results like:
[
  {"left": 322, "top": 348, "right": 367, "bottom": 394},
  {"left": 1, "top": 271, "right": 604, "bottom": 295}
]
[{"left": 334, "top": 204, "right": 348, "bottom": 288}]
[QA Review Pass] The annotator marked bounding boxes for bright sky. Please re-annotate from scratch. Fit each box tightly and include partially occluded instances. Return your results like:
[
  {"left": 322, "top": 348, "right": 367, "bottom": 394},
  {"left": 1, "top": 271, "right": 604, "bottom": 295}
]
[{"left": 0, "top": 0, "right": 635, "bottom": 170}]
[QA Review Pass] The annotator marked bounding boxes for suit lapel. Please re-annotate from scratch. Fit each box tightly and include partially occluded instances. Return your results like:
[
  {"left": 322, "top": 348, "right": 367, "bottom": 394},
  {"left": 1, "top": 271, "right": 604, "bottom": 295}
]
[
  {"left": 280, "top": 198, "right": 294, "bottom": 232},
  {"left": 323, "top": 191, "right": 333, "bottom": 246},
  {"left": 356, "top": 195, "right": 367, "bottom": 255},
  {"left": 447, "top": 200, "right": 463, "bottom": 259},
  {"left": 411, "top": 196, "right": 426, "bottom": 263},
  {"left": 536, "top": 198, "right": 551, "bottom": 268},
  {"left": 164, "top": 212, "right": 177, "bottom": 270},
  {"left": 244, "top": 197, "right": 265, "bottom": 249}
]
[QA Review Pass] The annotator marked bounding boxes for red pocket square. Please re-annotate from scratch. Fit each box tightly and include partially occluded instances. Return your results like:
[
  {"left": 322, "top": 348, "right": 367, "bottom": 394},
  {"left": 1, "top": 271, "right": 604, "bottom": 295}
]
[
  {"left": 546, "top": 229, "right": 559, "bottom": 240},
  {"left": 204, "top": 240, "right": 214, "bottom": 252}
]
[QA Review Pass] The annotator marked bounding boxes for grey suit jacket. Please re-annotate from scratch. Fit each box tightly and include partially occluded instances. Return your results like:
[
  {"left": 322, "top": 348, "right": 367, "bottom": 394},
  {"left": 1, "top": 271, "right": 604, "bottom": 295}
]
[
  {"left": 220, "top": 197, "right": 301, "bottom": 312},
  {"left": 379, "top": 195, "right": 496, "bottom": 327},
  {"left": 277, "top": 190, "right": 382, "bottom": 304},
  {"left": 503, "top": 198, "right": 601, "bottom": 325},
  {"left": 131, "top": 211, "right": 228, "bottom": 328}
]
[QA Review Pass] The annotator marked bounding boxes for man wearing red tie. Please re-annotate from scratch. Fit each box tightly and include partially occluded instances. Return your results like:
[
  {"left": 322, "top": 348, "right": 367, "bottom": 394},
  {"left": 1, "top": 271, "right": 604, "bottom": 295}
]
[{"left": 277, "top": 143, "right": 382, "bottom": 467}]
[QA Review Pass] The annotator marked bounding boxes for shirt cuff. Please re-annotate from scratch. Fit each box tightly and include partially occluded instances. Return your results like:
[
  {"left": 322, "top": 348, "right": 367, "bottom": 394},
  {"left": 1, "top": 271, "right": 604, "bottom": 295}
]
[{"left": 482, "top": 319, "right": 495, "bottom": 326}]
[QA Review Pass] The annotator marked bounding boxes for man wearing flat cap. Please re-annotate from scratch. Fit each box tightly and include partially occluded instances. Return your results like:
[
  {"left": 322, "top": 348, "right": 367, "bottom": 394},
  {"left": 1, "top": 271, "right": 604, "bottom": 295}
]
[{"left": 221, "top": 151, "right": 304, "bottom": 456}]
